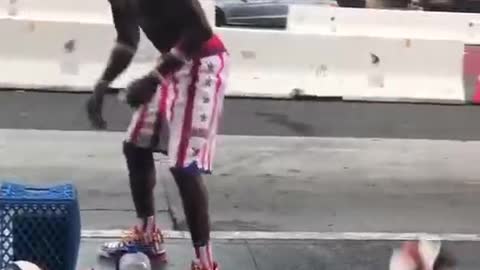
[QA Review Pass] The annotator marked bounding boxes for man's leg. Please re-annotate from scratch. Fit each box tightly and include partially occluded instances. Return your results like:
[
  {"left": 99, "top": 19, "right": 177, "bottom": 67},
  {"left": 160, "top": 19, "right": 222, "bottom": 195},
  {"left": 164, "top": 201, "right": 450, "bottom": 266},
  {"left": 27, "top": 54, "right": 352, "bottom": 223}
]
[
  {"left": 99, "top": 88, "right": 167, "bottom": 260},
  {"left": 123, "top": 141, "right": 157, "bottom": 238},
  {"left": 166, "top": 53, "right": 229, "bottom": 269},
  {"left": 98, "top": 141, "right": 166, "bottom": 259},
  {"left": 170, "top": 164, "right": 214, "bottom": 269}
]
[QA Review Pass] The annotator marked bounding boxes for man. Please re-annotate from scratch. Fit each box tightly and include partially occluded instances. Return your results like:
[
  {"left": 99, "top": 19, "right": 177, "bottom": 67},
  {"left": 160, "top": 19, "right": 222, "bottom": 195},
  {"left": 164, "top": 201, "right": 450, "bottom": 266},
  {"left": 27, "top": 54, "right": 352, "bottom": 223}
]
[
  {"left": 389, "top": 240, "right": 456, "bottom": 270},
  {"left": 86, "top": 0, "right": 229, "bottom": 269}
]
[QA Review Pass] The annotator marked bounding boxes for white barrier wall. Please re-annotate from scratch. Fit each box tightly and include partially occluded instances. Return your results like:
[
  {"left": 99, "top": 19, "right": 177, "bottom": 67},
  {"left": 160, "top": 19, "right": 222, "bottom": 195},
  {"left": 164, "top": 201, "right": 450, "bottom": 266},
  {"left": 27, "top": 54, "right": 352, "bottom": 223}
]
[
  {"left": 0, "top": 0, "right": 468, "bottom": 103},
  {"left": 340, "top": 37, "right": 464, "bottom": 103},
  {"left": 288, "top": 5, "right": 480, "bottom": 44},
  {"left": 220, "top": 29, "right": 464, "bottom": 102},
  {"left": 0, "top": 18, "right": 149, "bottom": 90},
  {"left": 1, "top": 0, "right": 214, "bottom": 27},
  {"left": 1, "top": 0, "right": 111, "bottom": 22}
]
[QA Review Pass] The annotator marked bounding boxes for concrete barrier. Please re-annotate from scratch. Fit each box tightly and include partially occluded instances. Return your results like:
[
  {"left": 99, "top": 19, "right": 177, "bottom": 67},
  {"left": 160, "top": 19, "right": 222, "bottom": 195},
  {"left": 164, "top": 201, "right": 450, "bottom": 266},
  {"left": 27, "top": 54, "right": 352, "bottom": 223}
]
[
  {"left": 220, "top": 29, "right": 463, "bottom": 102},
  {"left": 288, "top": 5, "right": 480, "bottom": 44},
  {"left": 0, "top": 17, "right": 465, "bottom": 102},
  {"left": 1, "top": 0, "right": 111, "bottom": 22},
  {"left": 0, "top": 17, "right": 149, "bottom": 90},
  {"left": 0, "top": 0, "right": 468, "bottom": 103},
  {"left": 341, "top": 37, "right": 464, "bottom": 103},
  {"left": 464, "top": 45, "right": 480, "bottom": 103},
  {"left": 218, "top": 28, "right": 359, "bottom": 98}
]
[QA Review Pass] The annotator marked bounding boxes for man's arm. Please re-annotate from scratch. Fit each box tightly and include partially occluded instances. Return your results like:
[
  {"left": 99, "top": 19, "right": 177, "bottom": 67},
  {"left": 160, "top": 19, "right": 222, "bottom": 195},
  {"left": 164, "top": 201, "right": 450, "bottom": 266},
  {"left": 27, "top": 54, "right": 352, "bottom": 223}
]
[
  {"left": 98, "top": 0, "right": 140, "bottom": 85},
  {"left": 87, "top": 0, "right": 140, "bottom": 130},
  {"left": 174, "top": 0, "right": 213, "bottom": 59},
  {"left": 155, "top": 0, "right": 213, "bottom": 75}
]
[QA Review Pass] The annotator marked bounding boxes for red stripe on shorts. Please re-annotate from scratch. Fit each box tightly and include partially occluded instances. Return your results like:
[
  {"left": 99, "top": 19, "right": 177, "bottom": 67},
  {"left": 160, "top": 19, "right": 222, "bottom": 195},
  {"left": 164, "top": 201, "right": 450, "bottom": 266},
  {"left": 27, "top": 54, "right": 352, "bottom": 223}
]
[
  {"left": 205, "top": 53, "right": 225, "bottom": 170},
  {"left": 176, "top": 59, "right": 201, "bottom": 168},
  {"left": 150, "top": 81, "right": 170, "bottom": 147},
  {"left": 129, "top": 105, "right": 149, "bottom": 144},
  {"left": 170, "top": 74, "right": 180, "bottom": 122},
  {"left": 159, "top": 82, "right": 169, "bottom": 115},
  {"left": 207, "top": 244, "right": 213, "bottom": 268}
]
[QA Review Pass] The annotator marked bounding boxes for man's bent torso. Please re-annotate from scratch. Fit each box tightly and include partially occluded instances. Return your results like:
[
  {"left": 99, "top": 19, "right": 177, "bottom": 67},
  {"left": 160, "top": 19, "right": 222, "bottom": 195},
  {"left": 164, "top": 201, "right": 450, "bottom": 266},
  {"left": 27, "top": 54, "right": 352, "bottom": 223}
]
[{"left": 109, "top": 0, "right": 215, "bottom": 56}]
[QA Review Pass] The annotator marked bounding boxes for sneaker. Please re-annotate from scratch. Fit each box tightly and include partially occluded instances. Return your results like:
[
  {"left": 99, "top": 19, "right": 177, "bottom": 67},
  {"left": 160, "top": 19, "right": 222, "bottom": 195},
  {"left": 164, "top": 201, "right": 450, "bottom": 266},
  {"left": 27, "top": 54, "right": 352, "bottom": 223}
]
[
  {"left": 191, "top": 260, "right": 220, "bottom": 270},
  {"left": 98, "top": 226, "right": 167, "bottom": 261}
]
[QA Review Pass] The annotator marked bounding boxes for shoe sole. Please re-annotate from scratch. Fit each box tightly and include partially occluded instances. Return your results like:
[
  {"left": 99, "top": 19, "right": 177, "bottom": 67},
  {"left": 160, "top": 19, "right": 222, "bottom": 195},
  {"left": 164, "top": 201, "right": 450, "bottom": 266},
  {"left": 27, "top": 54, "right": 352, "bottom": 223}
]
[{"left": 97, "top": 247, "right": 168, "bottom": 263}]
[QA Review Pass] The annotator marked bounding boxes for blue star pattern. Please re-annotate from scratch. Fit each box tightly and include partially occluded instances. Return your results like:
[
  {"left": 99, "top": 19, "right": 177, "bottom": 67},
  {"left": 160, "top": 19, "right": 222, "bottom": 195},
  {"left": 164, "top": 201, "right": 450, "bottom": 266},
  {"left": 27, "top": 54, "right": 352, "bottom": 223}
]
[
  {"left": 191, "top": 147, "right": 200, "bottom": 157},
  {"left": 207, "top": 62, "right": 215, "bottom": 73},
  {"left": 205, "top": 77, "right": 213, "bottom": 87}
]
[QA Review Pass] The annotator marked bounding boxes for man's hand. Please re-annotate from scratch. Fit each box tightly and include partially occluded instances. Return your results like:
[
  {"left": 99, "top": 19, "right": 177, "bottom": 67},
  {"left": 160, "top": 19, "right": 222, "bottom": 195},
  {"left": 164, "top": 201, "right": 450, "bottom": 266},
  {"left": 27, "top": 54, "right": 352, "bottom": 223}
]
[
  {"left": 86, "top": 80, "right": 109, "bottom": 130},
  {"left": 125, "top": 73, "right": 160, "bottom": 108},
  {"left": 156, "top": 52, "right": 185, "bottom": 76}
]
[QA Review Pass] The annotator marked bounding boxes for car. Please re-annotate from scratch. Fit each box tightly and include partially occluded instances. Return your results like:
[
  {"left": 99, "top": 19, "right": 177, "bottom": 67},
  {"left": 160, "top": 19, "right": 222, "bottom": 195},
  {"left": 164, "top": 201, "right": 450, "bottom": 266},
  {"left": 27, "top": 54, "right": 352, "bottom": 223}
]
[
  {"left": 419, "top": 0, "right": 457, "bottom": 10},
  {"left": 418, "top": 0, "right": 480, "bottom": 11},
  {"left": 215, "top": 0, "right": 338, "bottom": 29},
  {"left": 336, "top": 0, "right": 366, "bottom": 7},
  {"left": 338, "top": 0, "right": 416, "bottom": 8}
]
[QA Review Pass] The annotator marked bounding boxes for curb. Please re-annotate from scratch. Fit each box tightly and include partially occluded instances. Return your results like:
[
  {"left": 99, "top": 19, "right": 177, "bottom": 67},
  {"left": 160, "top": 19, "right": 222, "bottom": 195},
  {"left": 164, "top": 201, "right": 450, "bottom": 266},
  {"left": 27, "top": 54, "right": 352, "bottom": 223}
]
[{"left": 81, "top": 230, "right": 480, "bottom": 242}]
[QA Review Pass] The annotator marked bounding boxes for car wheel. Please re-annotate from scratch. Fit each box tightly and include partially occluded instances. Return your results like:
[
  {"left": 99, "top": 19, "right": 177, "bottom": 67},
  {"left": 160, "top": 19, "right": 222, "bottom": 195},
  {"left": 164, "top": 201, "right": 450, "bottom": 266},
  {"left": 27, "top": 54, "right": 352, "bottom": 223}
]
[{"left": 215, "top": 7, "right": 226, "bottom": 27}]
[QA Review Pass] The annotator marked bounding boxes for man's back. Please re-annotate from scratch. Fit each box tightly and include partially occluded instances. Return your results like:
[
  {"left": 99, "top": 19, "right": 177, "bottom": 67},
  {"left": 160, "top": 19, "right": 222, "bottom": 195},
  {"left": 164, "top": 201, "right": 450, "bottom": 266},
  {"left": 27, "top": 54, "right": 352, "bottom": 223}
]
[{"left": 109, "top": 0, "right": 213, "bottom": 55}]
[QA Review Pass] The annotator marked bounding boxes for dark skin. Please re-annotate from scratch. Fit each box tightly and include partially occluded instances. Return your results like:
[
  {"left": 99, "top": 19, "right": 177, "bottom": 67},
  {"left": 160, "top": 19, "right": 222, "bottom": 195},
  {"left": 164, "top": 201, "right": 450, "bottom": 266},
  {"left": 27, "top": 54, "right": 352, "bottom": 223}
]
[
  {"left": 432, "top": 248, "right": 457, "bottom": 270},
  {"left": 86, "top": 0, "right": 213, "bottom": 247}
]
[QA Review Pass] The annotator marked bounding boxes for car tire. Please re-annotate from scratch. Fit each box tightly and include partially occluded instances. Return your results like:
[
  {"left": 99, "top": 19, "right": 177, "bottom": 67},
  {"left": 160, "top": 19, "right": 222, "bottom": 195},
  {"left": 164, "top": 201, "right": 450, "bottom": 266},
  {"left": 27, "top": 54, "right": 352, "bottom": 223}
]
[
  {"left": 215, "top": 7, "right": 226, "bottom": 27},
  {"left": 336, "top": 0, "right": 366, "bottom": 8}
]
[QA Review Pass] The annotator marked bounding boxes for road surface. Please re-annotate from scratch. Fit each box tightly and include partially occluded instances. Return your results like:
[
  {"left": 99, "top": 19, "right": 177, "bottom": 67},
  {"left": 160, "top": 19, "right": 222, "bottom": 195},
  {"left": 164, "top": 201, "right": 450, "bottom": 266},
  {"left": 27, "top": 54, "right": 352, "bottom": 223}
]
[
  {"left": 1, "top": 91, "right": 480, "bottom": 140},
  {"left": 2, "top": 91, "right": 480, "bottom": 269}
]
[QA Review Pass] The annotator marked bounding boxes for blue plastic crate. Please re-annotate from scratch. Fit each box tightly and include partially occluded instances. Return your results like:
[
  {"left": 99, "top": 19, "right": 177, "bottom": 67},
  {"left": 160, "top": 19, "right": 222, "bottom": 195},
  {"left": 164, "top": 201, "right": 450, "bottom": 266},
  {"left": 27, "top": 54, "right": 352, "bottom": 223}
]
[{"left": 0, "top": 182, "right": 81, "bottom": 270}]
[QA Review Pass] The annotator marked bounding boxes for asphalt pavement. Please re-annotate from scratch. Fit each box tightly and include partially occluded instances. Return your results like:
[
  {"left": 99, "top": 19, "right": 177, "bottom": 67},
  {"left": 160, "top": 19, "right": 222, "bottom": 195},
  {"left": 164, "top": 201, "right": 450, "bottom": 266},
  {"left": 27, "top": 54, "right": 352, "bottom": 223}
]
[
  {"left": 1, "top": 91, "right": 480, "bottom": 140},
  {"left": 78, "top": 239, "right": 480, "bottom": 270},
  {"left": 3, "top": 91, "right": 480, "bottom": 269},
  {"left": 3, "top": 129, "right": 480, "bottom": 233}
]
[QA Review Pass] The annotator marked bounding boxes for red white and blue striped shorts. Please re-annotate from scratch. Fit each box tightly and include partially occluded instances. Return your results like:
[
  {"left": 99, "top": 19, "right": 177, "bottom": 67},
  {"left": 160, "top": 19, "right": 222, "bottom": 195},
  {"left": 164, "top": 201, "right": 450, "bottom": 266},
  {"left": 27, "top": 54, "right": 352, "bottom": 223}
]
[{"left": 125, "top": 51, "right": 230, "bottom": 173}]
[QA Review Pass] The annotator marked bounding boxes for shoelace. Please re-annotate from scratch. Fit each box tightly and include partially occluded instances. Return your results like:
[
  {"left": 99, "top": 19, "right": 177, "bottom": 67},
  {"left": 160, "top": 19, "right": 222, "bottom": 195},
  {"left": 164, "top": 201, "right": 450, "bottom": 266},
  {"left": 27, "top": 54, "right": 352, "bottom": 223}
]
[
  {"left": 119, "top": 227, "right": 164, "bottom": 246},
  {"left": 119, "top": 227, "right": 143, "bottom": 245}
]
